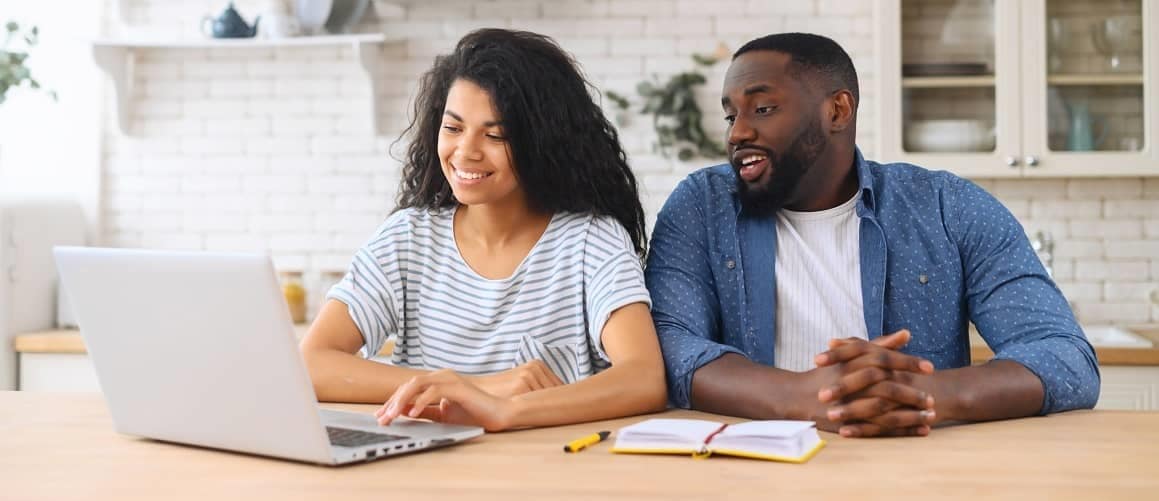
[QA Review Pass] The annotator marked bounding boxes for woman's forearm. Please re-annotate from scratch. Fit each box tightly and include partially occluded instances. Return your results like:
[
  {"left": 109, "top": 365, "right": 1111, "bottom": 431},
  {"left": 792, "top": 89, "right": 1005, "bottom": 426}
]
[
  {"left": 503, "top": 358, "right": 667, "bottom": 429},
  {"left": 302, "top": 348, "right": 430, "bottom": 403}
]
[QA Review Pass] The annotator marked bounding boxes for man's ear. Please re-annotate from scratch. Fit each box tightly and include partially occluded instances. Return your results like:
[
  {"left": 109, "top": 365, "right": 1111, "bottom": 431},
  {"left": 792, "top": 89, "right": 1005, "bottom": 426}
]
[{"left": 827, "top": 89, "right": 856, "bottom": 133}]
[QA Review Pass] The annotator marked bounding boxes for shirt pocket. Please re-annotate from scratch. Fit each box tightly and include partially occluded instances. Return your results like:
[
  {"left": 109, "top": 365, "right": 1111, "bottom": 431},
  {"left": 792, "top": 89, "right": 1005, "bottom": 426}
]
[
  {"left": 513, "top": 336, "right": 583, "bottom": 385},
  {"left": 885, "top": 265, "right": 962, "bottom": 355}
]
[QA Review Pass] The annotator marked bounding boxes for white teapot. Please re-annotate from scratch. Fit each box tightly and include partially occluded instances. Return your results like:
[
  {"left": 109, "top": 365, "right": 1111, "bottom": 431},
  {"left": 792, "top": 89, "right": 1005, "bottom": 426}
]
[{"left": 257, "top": 0, "right": 300, "bottom": 38}]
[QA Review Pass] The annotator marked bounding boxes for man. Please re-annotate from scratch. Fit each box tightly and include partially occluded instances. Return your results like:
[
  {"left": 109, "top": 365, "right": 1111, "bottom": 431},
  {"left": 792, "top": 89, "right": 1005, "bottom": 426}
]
[{"left": 645, "top": 33, "right": 1099, "bottom": 438}]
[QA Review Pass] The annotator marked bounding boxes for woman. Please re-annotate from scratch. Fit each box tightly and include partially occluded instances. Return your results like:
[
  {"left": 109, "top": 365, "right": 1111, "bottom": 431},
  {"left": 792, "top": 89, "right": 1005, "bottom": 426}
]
[{"left": 299, "top": 28, "right": 666, "bottom": 431}]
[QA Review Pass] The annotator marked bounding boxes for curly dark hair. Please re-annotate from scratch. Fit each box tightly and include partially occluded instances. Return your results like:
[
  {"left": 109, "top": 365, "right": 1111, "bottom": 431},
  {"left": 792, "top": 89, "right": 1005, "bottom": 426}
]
[{"left": 394, "top": 28, "right": 647, "bottom": 256}]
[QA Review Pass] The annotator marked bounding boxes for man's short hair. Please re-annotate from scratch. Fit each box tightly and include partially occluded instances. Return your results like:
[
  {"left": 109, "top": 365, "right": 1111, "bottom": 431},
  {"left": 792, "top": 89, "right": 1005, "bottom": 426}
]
[{"left": 734, "top": 32, "right": 859, "bottom": 104}]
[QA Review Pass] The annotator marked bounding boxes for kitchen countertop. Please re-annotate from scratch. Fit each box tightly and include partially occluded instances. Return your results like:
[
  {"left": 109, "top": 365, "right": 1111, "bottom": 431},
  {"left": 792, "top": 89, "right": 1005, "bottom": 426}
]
[
  {"left": 970, "top": 324, "right": 1159, "bottom": 366},
  {"left": 16, "top": 325, "right": 1158, "bottom": 366},
  {"left": 13, "top": 324, "right": 396, "bottom": 358}
]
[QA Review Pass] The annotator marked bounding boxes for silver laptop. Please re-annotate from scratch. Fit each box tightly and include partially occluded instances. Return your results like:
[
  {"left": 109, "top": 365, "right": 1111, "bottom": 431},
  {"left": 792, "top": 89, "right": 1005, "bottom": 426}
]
[{"left": 53, "top": 246, "right": 483, "bottom": 465}]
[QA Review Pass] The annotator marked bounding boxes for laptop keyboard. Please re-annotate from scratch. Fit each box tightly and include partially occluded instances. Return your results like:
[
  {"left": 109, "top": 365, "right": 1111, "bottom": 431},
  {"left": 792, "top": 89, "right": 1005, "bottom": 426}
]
[{"left": 326, "top": 427, "right": 410, "bottom": 448}]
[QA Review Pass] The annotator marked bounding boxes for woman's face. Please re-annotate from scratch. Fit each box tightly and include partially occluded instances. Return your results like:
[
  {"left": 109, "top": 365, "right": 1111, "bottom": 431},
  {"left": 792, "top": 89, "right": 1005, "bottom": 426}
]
[{"left": 437, "top": 79, "right": 521, "bottom": 208}]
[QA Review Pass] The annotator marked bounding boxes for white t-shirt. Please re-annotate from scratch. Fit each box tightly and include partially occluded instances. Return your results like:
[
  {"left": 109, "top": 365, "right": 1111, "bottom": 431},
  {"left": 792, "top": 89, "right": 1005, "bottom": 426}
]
[
  {"left": 327, "top": 208, "right": 651, "bottom": 384},
  {"left": 773, "top": 194, "right": 867, "bottom": 372}
]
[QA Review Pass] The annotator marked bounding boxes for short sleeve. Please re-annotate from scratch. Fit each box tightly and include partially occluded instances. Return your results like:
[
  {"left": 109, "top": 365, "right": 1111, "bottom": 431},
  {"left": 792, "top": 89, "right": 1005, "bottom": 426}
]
[
  {"left": 582, "top": 216, "right": 652, "bottom": 360},
  {"left": 325, "top": 211, "right": 409, "bottom": 358}
]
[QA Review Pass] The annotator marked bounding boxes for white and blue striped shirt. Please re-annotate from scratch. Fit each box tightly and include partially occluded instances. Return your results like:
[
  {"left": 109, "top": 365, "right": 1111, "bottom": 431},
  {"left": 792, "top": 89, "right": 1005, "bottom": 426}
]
[{"left": 328, "top": 208, "right": 651, "bottom": 383}]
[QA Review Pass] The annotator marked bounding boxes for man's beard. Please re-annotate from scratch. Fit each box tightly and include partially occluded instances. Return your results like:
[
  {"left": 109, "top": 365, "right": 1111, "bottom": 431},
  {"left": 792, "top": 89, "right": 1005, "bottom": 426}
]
[{"left": 733, "top": 119, "right": 827, "bottom": 216}]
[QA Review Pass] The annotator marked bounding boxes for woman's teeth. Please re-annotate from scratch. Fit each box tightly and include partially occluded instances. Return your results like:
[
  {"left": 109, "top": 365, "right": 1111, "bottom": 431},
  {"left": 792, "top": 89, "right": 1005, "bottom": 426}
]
[{"left": 454, "top": 168, "right": 489, "bottom": 180}]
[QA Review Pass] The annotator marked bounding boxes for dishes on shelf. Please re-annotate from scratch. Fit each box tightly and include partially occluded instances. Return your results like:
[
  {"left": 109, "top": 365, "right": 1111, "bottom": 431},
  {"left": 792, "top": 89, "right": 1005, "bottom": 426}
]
[
  {"left": 325, "top": 0, "right": 370, "bottom": 34},
  {"left": 902, "top": 63, "right": 990, "bottom": 77},
  {"left": 904, "top": 120, "right": 995, "bottom": 153},
  {"left": 296, "top": 0, "right": 334, "bottom": 35}
]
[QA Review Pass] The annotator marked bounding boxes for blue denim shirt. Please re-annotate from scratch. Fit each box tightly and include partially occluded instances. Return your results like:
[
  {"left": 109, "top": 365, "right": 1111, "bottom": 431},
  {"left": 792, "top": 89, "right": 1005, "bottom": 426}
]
[{"left": 645, "top": 149, "right": 1100, "bottom": 415}]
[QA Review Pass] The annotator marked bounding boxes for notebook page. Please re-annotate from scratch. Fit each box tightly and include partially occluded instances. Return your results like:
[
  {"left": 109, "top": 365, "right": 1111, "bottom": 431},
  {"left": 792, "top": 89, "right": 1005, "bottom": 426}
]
[
  {"left": 712, "top": 421, "right": 819, "bottom": 459},
  {"left": 618, "top": 419, "right": 723, "bottom": 444},
  {"left": 718, "top": 420, "right": 815, "bottom": 438}
]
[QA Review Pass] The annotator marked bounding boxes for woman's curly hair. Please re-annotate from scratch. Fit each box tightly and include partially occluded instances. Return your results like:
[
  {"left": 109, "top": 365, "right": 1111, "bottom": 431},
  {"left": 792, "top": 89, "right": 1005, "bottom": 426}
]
[{"left": 394, "top": 28, "right": 647, "bottom": 256}]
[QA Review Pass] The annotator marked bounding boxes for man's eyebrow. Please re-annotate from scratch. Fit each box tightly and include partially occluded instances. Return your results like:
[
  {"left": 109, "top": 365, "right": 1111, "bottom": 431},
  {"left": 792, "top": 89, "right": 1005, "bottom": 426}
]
[
  {"left": 443, "top": 110, "right": 502, "bottom": 127},
  {"left": 722, "top": 84, "right": 775, "bottom": 107}
]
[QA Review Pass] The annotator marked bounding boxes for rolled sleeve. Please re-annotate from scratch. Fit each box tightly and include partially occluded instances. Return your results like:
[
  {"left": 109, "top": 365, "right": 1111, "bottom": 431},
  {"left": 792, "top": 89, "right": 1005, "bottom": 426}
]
[
  {"left": 946, "top": 177, "right": 1100, "bottom": 414},
  {"left": 646, "top": 176, "right": 744, "bottom": 408}
]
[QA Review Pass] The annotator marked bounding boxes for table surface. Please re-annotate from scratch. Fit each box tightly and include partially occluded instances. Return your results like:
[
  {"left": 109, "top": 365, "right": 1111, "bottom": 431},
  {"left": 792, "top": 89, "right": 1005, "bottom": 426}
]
[{"left": 3, "top": 391, "right": 1157, "bottom": 500}]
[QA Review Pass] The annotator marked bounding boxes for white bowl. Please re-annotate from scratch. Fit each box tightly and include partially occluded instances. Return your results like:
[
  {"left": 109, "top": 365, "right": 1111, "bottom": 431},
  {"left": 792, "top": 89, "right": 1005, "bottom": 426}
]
[{"left": 904, "top": 120, "right": 995, "bottom": 153}]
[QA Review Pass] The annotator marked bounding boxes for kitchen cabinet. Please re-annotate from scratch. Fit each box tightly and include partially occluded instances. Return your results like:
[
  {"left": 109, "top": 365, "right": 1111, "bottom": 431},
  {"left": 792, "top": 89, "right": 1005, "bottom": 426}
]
[
  {"left": 874, "top": 0, "right": 1158, "bottom": 177},
  {"left": 1098, "top": 366, "right": 1159, "bottom": 410}
]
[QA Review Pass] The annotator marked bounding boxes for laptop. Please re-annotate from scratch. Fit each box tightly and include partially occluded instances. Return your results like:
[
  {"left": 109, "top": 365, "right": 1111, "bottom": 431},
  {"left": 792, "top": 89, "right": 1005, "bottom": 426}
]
[{"left": 53, "top": 246, "right": 484, "bottom": 465}]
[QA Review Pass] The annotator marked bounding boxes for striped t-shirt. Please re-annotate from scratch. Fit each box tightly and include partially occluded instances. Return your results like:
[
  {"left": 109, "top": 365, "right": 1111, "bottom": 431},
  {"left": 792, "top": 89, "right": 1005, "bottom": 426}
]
[{"left": 327, "top": 208, "right": 652, "bottom": 384}]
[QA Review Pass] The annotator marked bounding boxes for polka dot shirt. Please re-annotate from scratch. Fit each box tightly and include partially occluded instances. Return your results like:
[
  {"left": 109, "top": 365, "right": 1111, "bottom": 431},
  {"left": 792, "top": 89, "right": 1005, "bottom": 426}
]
[{"left": 645, "top": 149, "right": 1101, "bottom": 414}]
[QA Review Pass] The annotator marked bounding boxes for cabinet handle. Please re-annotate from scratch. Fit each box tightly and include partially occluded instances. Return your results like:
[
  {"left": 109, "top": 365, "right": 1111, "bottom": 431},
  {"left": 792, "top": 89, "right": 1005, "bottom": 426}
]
[
  {"left": 1005, "top": 156, "right": 1020, "bottom": 167},
  {"left": 1025, "top": 155, "right": 1040, "bottom": 167}
]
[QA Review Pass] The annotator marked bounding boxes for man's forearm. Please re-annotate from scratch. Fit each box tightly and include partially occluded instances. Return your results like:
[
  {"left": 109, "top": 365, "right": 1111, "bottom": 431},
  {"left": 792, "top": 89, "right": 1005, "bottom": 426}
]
[
  {"left": 689, "top": 353, "right": 818, "bottom": 421},
  {"left": 911, "top": 359, "right": 1045, "bottom": 423}
]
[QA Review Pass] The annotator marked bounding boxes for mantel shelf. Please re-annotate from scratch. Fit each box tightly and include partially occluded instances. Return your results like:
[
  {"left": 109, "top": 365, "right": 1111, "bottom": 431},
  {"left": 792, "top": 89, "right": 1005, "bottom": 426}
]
[
  {"left": 92, "top": 34, "right": 402, "bottom": 136},
  {"left": 92, "top": 33, "right": 395, "bottom": 49}
]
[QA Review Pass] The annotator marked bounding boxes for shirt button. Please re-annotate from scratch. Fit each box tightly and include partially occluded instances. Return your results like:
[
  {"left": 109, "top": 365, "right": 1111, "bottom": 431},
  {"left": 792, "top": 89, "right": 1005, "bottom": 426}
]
[
  {"left": 726, "top": 260, "right": 736, "bottom": 269},
  {"left": 919, "top": 274, "right": 929, "bottom": 284}
]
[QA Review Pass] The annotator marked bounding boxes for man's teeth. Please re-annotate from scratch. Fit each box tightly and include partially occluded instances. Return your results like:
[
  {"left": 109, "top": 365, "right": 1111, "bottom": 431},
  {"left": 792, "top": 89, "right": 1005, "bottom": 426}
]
[
  {"left": 742, "top": 154, "right": 767, "bottom": 167},
  {"left": 455, "top": 169, "right": 489, "bottom": 180}
]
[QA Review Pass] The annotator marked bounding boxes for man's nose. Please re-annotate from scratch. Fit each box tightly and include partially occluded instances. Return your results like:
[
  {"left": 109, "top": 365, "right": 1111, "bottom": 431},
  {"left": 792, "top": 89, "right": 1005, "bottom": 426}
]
[{"left": 727, "top": 117, "right": 756, "bottom": 146}]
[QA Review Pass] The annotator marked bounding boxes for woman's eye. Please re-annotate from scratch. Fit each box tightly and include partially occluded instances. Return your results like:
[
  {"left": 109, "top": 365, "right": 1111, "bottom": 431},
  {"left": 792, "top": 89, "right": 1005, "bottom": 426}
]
[
  {"left": 724, "top": 115, "right": 736, "bottom": 125},
  {"left": 442, "top": 125, "right": 461, "bottom": 133},
  {"left": 486, "top": 134, "right": 506, "bottom": 142}
]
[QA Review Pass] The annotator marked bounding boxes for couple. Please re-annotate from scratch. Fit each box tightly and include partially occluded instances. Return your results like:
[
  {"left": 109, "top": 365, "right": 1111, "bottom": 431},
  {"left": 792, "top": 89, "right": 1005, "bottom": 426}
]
[{"left": 300, "top": 29, "right": 1099, "bottom": 438}]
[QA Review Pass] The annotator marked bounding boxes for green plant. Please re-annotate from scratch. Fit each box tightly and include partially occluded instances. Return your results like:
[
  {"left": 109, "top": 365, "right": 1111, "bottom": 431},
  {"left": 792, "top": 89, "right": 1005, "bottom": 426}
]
[
  {"left": 606, "top": 53, "right": 725, "bottom": 161},
  {"left": 0, "top": 21, "right": 54, "bottom": 105}
]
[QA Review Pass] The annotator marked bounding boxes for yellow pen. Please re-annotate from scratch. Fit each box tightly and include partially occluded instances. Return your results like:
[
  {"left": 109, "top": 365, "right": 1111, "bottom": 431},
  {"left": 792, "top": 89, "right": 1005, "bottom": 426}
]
[{"left": 563, "top": 430, "right": 611, "bottom": 453}]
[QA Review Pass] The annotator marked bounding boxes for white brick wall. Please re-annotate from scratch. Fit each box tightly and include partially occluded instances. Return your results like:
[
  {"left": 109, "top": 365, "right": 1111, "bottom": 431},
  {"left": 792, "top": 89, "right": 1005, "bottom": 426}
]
[{"left": 100, "top": 0, "right": 1159, "bottom": 323}]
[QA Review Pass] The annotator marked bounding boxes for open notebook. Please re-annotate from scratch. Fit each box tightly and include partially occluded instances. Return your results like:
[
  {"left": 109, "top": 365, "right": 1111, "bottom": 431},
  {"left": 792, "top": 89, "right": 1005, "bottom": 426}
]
[{"left": 611, "top": 418, "right": 825, "bottom": 463}]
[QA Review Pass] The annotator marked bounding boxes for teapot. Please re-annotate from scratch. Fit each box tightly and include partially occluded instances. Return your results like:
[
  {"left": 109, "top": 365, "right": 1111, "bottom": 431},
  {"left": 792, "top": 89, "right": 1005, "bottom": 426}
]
[{"left": 201, "top": 2, "right": 261, "bottom": 39}]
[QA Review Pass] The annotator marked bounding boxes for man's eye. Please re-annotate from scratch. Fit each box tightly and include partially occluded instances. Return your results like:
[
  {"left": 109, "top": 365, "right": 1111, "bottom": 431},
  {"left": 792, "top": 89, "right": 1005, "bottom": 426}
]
[
  {"left": 756, "top": 106, "right": 775, "bottom": 114},
  {"left": 724, "top": 115, "right": 736, "bottom": 124}
]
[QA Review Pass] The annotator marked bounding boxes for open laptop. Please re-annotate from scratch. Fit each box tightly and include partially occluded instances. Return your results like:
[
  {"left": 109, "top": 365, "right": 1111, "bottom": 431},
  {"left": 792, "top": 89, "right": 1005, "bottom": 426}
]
[{"left": 53, "top": 246, "right": 483, "bottom": 465}]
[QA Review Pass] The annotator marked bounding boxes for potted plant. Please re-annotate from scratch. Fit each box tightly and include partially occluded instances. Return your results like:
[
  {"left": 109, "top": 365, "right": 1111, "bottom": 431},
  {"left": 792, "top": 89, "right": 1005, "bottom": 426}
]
[
  {"left": 606, "top": 52, "right": 726, "bottom": 161},
  {"left": 0, "top": 21, "right": 55, "bottom": 105}
]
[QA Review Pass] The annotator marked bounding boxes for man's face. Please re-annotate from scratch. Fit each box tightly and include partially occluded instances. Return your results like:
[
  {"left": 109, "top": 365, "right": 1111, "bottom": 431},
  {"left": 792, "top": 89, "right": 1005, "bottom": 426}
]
[{"left": 721, "top": 51, "right": 828, "bottom": 215}]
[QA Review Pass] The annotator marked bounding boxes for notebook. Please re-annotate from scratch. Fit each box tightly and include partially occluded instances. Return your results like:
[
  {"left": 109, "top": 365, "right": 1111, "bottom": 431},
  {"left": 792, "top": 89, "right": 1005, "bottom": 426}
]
[{"left": 611, "top": 418, "right": 825, "bottom": 463}]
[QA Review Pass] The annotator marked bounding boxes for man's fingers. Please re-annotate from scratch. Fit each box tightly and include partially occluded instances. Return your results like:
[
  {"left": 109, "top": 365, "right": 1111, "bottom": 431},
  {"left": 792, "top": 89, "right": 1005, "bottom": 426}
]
[
  {"left": 872, "top": 329, "right": 911, "bottom": 349},
  {"left": 826, "top": 397, "right": 898, "bottom": 422},
  {"left": 818, "top": 366, "right": 891, "bottom": 402},
  {"left": 840, "top": 349, "right": 935, "bottom": 375},
  {"left": 853, "top": 381, "right": 935, "bottom": 409}
]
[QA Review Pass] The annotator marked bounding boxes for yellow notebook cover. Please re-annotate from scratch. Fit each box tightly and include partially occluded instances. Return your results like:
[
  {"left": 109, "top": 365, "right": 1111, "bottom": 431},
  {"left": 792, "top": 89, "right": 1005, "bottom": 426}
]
[{"left": 610, "top": 418, "right": 826, "bottom": 464}]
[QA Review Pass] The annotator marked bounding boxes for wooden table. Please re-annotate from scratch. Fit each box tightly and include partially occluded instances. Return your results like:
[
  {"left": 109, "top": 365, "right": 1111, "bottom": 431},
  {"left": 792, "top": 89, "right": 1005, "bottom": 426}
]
[{"left": 3, "top": 392, "right": 1157, "bottom": 500}]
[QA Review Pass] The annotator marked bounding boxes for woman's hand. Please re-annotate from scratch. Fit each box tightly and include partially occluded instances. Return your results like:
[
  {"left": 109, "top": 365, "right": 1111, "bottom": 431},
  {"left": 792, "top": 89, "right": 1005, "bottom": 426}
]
[
  {"left": 374, "top": 369, "right": 518, "bottom": 432},
  {"left": 470, "top": 360, "right": 565, "bottom": 398}
]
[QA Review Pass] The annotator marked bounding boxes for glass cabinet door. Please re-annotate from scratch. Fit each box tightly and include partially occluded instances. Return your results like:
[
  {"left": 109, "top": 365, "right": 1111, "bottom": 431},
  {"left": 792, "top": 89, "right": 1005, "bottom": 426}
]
[
  {"left": 901, "top": 0, "right": 997, "bottom": 155},
  {"left": 1023, "top": 0, "right": 1155, "bottom": 175},
  {"left": 877, "top": 0, "right": 1023, "bottom": 177}
]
